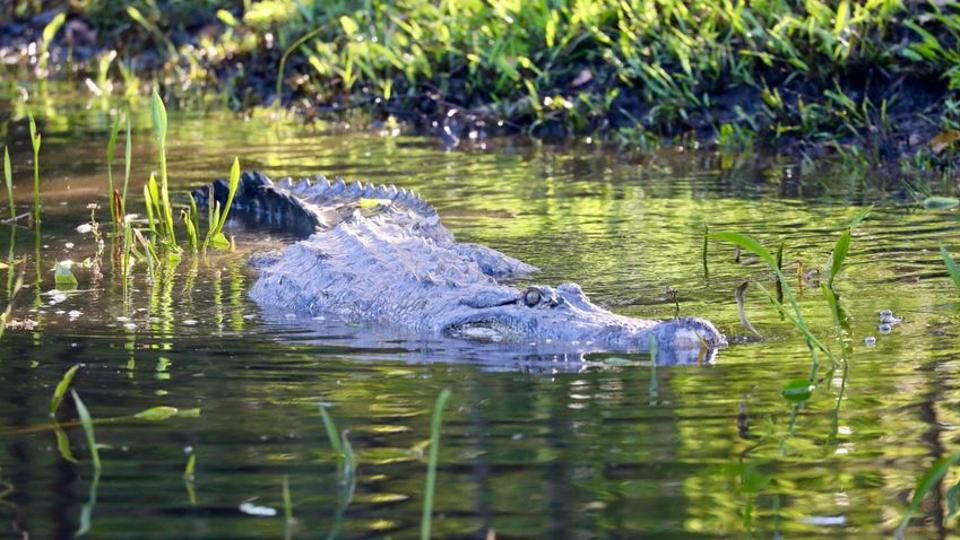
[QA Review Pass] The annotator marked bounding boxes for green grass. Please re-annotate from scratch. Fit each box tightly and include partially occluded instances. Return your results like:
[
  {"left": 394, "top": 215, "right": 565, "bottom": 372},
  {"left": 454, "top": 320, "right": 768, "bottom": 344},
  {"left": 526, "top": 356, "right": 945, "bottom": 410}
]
[{"left": 16, "top": 0, "right": 960, "bottom": 154}]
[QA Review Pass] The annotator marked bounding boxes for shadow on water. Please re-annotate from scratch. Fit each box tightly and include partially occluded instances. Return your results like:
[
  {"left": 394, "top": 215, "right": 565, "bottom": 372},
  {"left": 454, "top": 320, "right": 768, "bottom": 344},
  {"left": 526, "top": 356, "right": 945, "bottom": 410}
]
[{"left": 1, "top": 88, "right": 960, "bottom": 537}]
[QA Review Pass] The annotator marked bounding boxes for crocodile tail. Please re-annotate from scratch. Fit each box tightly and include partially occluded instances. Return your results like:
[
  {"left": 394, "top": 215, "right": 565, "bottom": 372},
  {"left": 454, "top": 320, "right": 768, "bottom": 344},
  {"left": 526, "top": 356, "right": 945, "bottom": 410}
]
[{"left": 191, "top": 171, "right": 322, "bottom": 238}]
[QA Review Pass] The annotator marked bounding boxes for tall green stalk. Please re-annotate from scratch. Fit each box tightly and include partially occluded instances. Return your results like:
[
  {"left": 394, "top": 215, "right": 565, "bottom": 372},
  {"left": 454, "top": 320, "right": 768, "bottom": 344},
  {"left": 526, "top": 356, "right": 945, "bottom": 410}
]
[
  {"left": 122, "top": 116, "right": 132, "bottom": 218},
  {"left": 421, "top": 389, "right": 451, "bottom": 540},
  {"left": 27, "top": 113, "right": 41, "bottom": 224},
  {"left": 151, "top": 90, "right": 176, "bottom": 246},
  {"left": 106, "top": 113, "right": 123, "bottom": 225}
]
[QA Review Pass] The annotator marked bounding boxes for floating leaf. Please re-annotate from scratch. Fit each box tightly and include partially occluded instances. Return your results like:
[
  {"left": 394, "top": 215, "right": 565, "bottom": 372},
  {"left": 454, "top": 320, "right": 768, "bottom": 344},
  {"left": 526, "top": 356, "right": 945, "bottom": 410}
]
[
  {"left": 923, "top": 196, "right": 960, "bottom": 210},
  {"left": 929, "top": 130, "right": 960, "bottom": 154},
  {"left": 134, "top": 406, "right": 179, "bottom": 421},
  {"left": 781, "top": 379, "right": 814, "bottom": 402},
  {"left": 54, "top": 261, "right": 78, "bottom": 288},
  {"left": 50, "top": 364, "right": 80, "bottom": 415}
]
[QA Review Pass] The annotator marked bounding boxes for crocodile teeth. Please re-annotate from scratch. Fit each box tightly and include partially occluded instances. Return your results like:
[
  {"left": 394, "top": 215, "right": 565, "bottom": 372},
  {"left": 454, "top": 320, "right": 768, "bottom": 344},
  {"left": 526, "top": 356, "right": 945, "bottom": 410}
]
[
  {"left": 309, "top": 177, "right": 331, "bottom": 195},
  {"left": 329, "top": 178, "right": 346, "bottom": 196},
  {"left": 361, "top": 183, "right": 376, "bottom": 198},
  {"left": 292, "top": 178, "right": 312, "bottom": 195},
  {"left": 385, "top": 184, "right": 399, "bottom": 199},
  {"left": 344, "top": 181, "right": 362, "bottom": 198},
  {"left": 278, "top": 177, "right": 295, "bottom": 189}
]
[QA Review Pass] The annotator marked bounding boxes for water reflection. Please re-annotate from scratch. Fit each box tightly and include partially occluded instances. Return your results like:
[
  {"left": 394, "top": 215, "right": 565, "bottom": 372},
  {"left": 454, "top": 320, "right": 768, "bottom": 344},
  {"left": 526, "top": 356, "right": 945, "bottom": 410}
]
[{"left": 0, "top": 91, "right": 958, "bottom": 537}]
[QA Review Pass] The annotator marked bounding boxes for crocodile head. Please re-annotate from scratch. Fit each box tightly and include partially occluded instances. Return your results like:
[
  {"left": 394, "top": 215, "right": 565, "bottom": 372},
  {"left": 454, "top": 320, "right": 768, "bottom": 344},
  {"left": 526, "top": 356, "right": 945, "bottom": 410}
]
[{"left": 440, "top": 282, "right": 726, "bottom": 364}]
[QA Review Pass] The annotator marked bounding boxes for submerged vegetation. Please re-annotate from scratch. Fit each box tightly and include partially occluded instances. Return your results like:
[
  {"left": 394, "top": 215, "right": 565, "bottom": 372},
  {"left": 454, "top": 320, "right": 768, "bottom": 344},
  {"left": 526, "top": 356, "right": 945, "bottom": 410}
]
[{"left": 2, "top": 0, "right": 960, "bottom": 165}]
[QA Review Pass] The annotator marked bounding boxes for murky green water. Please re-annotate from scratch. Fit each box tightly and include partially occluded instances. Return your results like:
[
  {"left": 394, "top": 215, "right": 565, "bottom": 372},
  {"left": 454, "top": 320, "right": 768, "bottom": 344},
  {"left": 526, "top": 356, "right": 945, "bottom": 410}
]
[{"left": 1, "top": 91, "right": 959, "bottom": 538}]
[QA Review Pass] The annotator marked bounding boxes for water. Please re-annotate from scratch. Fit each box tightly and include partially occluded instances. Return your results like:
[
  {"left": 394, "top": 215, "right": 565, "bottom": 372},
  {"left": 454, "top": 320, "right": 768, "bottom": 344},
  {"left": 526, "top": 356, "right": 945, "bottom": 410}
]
[{"left": 1, "top": 92, "right": 959, "bottom": 538}]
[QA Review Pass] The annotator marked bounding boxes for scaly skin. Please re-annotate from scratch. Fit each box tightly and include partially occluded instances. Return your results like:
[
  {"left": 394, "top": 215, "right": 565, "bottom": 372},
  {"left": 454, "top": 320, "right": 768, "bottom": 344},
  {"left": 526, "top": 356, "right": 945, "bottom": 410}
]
[{"left": 194, "top": 171, "right": 726, "bottom": 364}]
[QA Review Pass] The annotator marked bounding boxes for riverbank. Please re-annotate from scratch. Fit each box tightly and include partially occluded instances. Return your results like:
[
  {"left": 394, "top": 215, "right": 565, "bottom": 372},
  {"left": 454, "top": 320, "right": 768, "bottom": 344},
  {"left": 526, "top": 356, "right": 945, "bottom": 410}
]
[{"left": 2, "top": 1, "right": 959, "bottom": 170}]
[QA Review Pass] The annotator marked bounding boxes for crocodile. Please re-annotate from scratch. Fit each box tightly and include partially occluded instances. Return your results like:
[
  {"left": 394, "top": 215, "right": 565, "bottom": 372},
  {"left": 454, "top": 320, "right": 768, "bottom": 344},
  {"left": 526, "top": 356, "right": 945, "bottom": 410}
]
[{"left": 193, "top": 171, "right": 726, "bottom": 364}]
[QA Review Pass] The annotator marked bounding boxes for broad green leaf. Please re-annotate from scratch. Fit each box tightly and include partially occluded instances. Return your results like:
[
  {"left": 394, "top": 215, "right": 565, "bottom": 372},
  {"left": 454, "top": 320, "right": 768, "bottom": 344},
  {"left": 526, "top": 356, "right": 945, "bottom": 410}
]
[
  {"left": 782, "top": 379, "right": 814, "bottom": 403},
  {"left": 50, "top": 364, "right": 80, "bottom": 415},
  {"left": 134, "top": 406, "right": 179, "bottom": 421}
]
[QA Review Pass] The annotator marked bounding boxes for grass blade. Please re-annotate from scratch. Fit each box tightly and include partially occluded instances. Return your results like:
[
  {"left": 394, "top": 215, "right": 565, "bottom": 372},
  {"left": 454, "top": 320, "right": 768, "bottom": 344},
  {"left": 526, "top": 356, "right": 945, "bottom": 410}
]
[
  {"left": 421, "top": 389, "right": 451, "bottom": 540},
  {"left": 319, "top": 406, "right": 344, "bottom": 457},
  {"left": 28, "top": 112, "right": 41, "bottom": 223},
  {"left": 71, "top": 390, "right": 101, "bottom": 471},
  {"left": 897, "top": 452, "right": 960, "bottom": 538},
  {"left": 122, "top": 115, "right": 132, "bottom": 217}
]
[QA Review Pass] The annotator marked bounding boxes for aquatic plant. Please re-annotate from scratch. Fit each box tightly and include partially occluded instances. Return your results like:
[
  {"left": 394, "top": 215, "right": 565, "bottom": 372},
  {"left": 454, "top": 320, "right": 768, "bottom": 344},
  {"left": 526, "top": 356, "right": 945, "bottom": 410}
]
[
  {"left": 150, "top": 90, "right": 177, "bottom": 248},
  {"left": 71, "top": 390, "right": 101, "bottom": 471},
  {"left": 37, "top": 11, "right": 67, "bottom": 76},
  {"left": 106, "top": 113, "right": 124, "bottom": 225},
  {"left": 421, "top": 388, "right": 451, "bottom": 540},
  {"left": 50, "top": 364, "right": 80, "bottom": 416},
  {"left": 27, "top": 112, "right": 41, "bottom": 223},
  {"left": 897, "top": 451, "right": 960, "bottom": 539},
  {"left": 122, "top": 117, "right": 132, "bottom": 218},
  {"left": 202, "top": 157, "right": 241, "bottom": 251},
  {"left": 3, "top": 146, "right": 12, "bottom": 220}
]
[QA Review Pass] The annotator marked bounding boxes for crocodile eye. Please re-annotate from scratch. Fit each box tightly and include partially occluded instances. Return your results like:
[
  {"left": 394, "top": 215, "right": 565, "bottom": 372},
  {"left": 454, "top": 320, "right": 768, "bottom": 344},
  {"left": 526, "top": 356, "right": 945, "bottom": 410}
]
[{"left": 523, "top": 287, "right": 542, "bottom": 307}]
